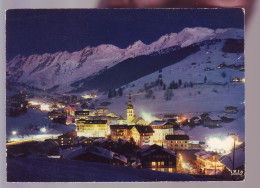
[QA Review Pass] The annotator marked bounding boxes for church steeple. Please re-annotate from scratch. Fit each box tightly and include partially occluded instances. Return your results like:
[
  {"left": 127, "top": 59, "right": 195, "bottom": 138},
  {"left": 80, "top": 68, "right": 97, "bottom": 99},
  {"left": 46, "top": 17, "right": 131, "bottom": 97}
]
[
  {"left": 127, "top": 94, "right": 133, "bottom": 109},
  {"left": 127, "top": 94, "right": 134, "bottom": 124}
]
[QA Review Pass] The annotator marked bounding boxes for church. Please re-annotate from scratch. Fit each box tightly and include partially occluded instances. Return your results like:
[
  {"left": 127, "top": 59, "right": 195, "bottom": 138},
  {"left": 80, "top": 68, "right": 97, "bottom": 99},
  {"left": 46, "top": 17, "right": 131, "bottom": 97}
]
[{"left": 126, "top": 94, "right": 147, "bottom": 125}]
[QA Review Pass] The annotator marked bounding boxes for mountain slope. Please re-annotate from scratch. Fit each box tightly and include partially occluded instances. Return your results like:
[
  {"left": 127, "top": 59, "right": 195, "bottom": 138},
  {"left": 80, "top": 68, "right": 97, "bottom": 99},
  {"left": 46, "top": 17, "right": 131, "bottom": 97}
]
[{"left": 6, "top": 27, "right": 243, "bottom": 93}]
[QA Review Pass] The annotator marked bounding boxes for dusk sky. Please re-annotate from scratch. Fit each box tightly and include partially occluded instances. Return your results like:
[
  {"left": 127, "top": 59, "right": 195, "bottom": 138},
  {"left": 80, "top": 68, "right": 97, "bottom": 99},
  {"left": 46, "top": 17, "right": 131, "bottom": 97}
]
[{"left": 6, "top": 9, "right": 244, "bottom": 60}]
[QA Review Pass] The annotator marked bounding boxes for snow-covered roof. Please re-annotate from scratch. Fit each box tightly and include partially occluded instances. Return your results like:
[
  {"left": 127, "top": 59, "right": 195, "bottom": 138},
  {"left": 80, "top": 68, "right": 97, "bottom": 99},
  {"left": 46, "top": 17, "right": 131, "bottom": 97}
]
[
  {"left": 65, "top": 146, "right": 128, "bottom": 163},
  {"left": 219, "top": 144, "right": 245, "bottom": 170},
  {"left": 149, "top": 120, "right": 167, "bottom": 126},
  {"left": 140, "top": 144, "right": 175, "bottom": 157}
]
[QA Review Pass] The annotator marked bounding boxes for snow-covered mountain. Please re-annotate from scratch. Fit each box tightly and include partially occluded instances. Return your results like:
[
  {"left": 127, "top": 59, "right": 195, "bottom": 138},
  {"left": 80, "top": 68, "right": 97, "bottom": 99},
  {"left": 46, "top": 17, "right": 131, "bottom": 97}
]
[{"left": 6, "top": 27, "right": 243, "bottom": 93}]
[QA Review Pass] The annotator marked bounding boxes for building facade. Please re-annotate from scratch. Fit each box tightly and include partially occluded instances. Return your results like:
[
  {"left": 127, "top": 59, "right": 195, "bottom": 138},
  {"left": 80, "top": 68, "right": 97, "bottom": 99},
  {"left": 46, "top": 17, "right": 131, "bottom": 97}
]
[
  {"left": 76, "top": 119, "right": 109, "bottom": 137},
  {"left": 165, "top": 135, "right": 190, "bottom": 150}
]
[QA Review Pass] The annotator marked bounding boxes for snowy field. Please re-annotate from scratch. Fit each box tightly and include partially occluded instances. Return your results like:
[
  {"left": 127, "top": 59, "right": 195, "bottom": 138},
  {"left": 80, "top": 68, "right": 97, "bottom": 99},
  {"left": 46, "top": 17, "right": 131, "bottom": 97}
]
[{"left": 6, "top": 109, "right": 76, "bottom": 141}]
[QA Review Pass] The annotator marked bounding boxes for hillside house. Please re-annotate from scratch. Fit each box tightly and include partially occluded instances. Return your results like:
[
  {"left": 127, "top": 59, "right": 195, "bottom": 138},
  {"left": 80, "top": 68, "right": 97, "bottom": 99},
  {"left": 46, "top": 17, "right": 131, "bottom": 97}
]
[
  {"left": 204, "top": 114, "right": 222, "bottom": 128},
  {"left": 139, "top": 144, "right": 176, "bottom": 173}
]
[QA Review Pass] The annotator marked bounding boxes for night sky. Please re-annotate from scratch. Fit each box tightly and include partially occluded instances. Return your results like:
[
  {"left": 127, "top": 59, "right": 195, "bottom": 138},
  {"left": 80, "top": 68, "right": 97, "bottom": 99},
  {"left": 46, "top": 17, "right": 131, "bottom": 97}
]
[{"left": 6, "top": 9, "right": 244, "bottom": 60}]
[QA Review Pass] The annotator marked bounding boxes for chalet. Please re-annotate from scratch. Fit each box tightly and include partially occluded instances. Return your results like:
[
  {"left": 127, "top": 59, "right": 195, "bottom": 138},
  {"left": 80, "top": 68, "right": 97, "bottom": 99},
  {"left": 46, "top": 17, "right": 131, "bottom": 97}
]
[
  {"left": 75, "top": 110, "right": 89, "bottom": 120},
  {"left": 219, "top": 143, "right": 245, "bottom": 180},
  {"left": 58, "top": 131, "right": 78, "bottom": 148},
  {"left": 149, "top": 121, "right": 174, "bottom": 145},
  {"left": 164, "top": 135, "right": 190, "bottom": 151},
  {"left": 195, "top": 151, "right": 224, "bottom": 175},
  {"left": 139, "top": 144, "right": 176, "bottom": 173},
  {"left": 110, "top": 125, "right": 132, "bottom": 142},
  {"left": 76, "top": 119, "right": 109, "bottom": 137},
  {"left": 204, "top": 114, "right": 222, "bottom": 128},
  {"left": 225, "top": 106, "right": 238, "bottom": 114},
  {"left": 65, "top": 146, "right": 127, "bottom": 166},
  {"left": 131, "top": 125, "right": 154, "bottom": 146}
]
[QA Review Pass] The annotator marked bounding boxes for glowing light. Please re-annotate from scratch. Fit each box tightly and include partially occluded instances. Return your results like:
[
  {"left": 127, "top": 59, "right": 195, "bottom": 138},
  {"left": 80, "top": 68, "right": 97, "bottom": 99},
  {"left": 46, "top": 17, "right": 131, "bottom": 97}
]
[
  {"left": 206, "top": 136, "right": 234, "bottom": 152},
  {"left": 82, "top": 94, "right": 97, "bottom": 99},
  {"left": 12, "top": 131, "right": 17, "bottom": 135},
  {"left": 141, "top": 112, "right": 157, "bottom": 124},
  {"left": 40, "top": 104, "right": 50, "bottom": 111},
  {"left": 40, "top": 127, "right": 47, "bottom": 133}
]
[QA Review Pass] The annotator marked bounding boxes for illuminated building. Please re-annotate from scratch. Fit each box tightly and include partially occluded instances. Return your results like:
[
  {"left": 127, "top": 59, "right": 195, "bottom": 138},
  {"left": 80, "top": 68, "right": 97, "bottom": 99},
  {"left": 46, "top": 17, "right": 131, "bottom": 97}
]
[
  {"left": 76, "top": 119, "right": 109, "bottom": 137},
  {"left": 131, "top": 125, "right": 154, "bottom": 146},
  {"left": 127, "top": 94, "right": 134, "bottom": 124},
  {"left": 165, "top": 135, "right": 190, "bottom": 150},
  {"left": 195, "top": 151, "right": 224, "bottom": 175},
  {"left": 219, "top": 143, "right": 245, "bottom": 180},
  {"left": 149, "top": 120, "right": 174, "bottom": 145},
  {"left": 204, "top": 114, "right": 222, "bottom": 128},
  {"left": 110, "top": 125, "right": 132, "bottom": 141},
  {"left": 58, "top": 131, "right": 78, "bottom": 148},
  {"left": 139, "top": 144, "right": 176, "bottom": 173},
  {"left": 232, "top": 77, "right": 245, "bottom": 83},
  {"left": 65, "top": 104, "right": 78, "bottom": 116},
  {"left": 75, "top": 111, "right": 89, "bottom": 120}
]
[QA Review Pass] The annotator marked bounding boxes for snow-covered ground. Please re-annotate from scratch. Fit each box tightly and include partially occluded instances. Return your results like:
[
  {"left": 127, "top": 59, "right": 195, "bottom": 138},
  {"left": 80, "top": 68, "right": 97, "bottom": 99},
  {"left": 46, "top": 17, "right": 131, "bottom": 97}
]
[
  {"left": 6, "top": 109, "right": 76, "bottom": 141},
  {"left": 7, "top": 157, "right": 196, "bottom": 182}
]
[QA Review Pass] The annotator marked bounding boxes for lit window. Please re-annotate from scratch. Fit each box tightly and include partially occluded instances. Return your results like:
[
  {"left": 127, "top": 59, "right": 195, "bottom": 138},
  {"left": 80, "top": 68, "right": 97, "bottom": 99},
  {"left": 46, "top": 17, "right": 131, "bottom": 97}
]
[
  {"left": 161, "top": 161, "right": 164, "bottom": 166},
  {"left": 152, "top": 162, "right": 156, "bottom": 166},
  {"left": 169, "top": 168, "right": 173, "bottom": 173},
  {"left": 161, "top": 168, "right": 164, "bottom": 172},
  {"left": 152, "top": 168, "right": 156, "bottom": 171},
  {"left": 175, "top": 141, "right": 177, "bottom": 143}
]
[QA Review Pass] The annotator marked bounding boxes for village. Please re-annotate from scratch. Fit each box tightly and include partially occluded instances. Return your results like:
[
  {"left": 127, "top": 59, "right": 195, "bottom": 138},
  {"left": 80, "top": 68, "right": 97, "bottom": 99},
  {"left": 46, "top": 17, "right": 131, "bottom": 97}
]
[{"left": 6, "top": 90, "right": 245, "bottom": 181}]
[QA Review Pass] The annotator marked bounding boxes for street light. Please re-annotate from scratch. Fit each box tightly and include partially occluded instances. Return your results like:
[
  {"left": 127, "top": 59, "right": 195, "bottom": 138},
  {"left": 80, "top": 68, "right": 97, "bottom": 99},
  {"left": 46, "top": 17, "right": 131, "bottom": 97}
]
[
  {"left": 12, "top": 131, "right": 17, "bottom": 135},
  {"left": 40, "top": 127, "right": 47, "bottom": 133}
]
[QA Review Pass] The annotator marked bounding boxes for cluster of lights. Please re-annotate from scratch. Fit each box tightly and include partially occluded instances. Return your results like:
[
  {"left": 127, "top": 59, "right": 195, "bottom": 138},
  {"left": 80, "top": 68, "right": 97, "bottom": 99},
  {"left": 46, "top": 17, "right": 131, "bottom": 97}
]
[
  {"left": 29, "top": 101, "right": 50, "bottom": 111},
  {"left": 82, "top": 94, "right": 97, "bottom": 99}
]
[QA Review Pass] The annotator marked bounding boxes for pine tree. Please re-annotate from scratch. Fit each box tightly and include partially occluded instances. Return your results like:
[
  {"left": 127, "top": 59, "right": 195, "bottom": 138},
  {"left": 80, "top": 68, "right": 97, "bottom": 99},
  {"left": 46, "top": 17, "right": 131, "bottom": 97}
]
[
  {"left": 118, "top": 88, "right": 123, "bottom": 97},
  {"left": 163, "top": 84, "right": 166, "bottom": 90},
  {"left": 178, "top": 79, "right": 182, "bottom": 87},
  {"left": 204, "top": 76, "right": 207, "bottom": 83}
]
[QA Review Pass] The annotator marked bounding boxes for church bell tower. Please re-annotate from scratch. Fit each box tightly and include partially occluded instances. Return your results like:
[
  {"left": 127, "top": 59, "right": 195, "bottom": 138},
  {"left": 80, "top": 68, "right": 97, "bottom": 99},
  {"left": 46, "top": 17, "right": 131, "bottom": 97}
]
[{"left": 127, "top": 94, "right": 134, "bottom": 125}]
